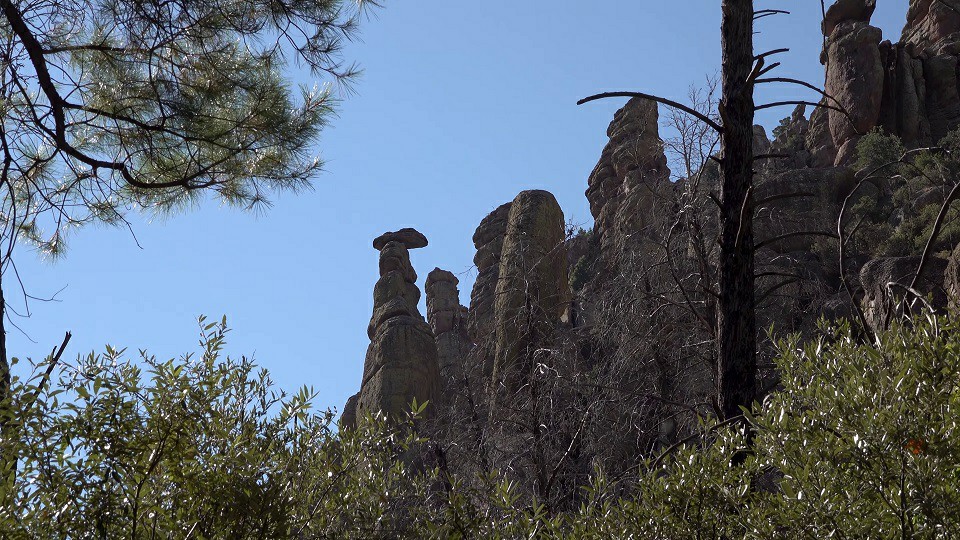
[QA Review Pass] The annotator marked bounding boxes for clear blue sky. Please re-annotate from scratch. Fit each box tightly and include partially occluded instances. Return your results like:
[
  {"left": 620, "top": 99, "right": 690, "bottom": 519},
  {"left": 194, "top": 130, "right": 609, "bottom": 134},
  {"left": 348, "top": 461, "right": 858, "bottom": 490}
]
[{"left": 7, "top": 1, "right": 910, "bottom": 412}]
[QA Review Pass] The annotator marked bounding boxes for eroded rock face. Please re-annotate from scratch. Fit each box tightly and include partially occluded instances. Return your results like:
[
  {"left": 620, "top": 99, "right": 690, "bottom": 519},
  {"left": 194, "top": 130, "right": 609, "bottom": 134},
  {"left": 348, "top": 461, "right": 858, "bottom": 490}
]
[
  {"left": 357, "top": 232, "right": 440, "bottom": 420},
  {"left": 491, "top": 190, "right": 569, "bottom": 395},
  {"left": 467, "top": 202, "right": 512, "bottom": 348},
  {"left": 824, "top": 20, "right": 884, "bottom": 164},
  {"left": 426, "top": 268, "right": 472, "bottom": 381},
  {"left": 808, "top": 0, "right": 960, "bottom": 163},
  {"left": 902, "top": 0, "right": 960, "bottom": 53},
  {"left": 585, "top": 98, "right": 672, "bottom": 256}
]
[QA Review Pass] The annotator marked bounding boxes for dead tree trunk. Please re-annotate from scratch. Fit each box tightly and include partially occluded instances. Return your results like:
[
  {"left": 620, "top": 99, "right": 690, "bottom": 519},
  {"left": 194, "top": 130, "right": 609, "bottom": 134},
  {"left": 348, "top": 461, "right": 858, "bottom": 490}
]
[{"left": 717, "top": 0, "right": 757, "bottom": 421}]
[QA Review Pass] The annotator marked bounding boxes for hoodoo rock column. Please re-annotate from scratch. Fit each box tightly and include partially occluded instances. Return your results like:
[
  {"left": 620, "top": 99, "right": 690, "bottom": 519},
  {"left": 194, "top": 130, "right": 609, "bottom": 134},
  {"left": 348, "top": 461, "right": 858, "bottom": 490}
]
[{"left": 355, "top": 228, "right": 441, "bottom": 421}]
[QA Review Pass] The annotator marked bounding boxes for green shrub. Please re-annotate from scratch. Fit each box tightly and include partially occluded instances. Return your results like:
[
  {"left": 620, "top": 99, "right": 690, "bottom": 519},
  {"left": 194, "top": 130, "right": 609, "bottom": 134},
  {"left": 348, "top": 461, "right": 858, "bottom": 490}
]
[
  {"left": 5, "top": 311, "right": 960, "bottom": 538},
  {"left": 0, "top": 317, "right": 434, "bottom": 539},
  {"left": 855, "top": 128, "right": 906, "bottom": 172}
]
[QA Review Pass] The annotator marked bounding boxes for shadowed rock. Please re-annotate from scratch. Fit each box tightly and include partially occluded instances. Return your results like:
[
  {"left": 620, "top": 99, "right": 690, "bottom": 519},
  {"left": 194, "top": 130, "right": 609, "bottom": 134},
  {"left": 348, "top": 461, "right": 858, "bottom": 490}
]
[
  {"left": 426, "top": 268, "right": 472, "bottom": 384},
  {"left": 860, "top": 256, "right": 948, "bottom": 330},
  {"left": 467, "top": 202, "right": 513, "bottom": 352},
  {"left": 340, "top": 392, "right": 359, "bottom": 430}
]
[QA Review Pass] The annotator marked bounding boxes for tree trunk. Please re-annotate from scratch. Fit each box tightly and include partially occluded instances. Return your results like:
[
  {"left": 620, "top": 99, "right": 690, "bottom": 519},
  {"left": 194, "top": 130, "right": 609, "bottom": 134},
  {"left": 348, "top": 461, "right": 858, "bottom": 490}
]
[{"left": 718, "top": 0, "right": 757, "bottom": 421}]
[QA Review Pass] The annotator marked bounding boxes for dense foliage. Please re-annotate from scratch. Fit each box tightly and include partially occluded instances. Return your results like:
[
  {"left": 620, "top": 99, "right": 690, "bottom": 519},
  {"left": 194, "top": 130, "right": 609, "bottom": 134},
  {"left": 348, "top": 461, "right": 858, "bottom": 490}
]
[
  {"left": 2, "top": 311, "right": 959, "bottom": 538},
  {"left": 849, "top": 128, "right": 960, "bottom": 258}
]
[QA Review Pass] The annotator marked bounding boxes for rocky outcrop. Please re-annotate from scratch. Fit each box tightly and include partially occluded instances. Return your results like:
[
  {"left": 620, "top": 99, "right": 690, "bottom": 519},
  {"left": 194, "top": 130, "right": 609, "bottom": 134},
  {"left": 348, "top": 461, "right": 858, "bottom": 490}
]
[
  {"left": 585, "top": 98, "right": 672, "bottom": 257},
  {"left": 902, "top": 0, "right": 960, "bottom": 53},
  {"left": 467, "top": 202, "right": 512, "bottom": 354},
  {"left": 859, "top": 255, "right": 948, "bottom": 330},
  {"left": 356, "top": 230, "right": 440, "bottom": 420},
  {"left": 809, "top": 0, "right": 960, "bottom": 164},
  {"left": 824, "top": 14, "right": 884, "bottom": 164},
  {"left": 766, "top": 104, "right": 811, "bottom": 172},
  {"left": 491, "top": 190, "right": 570, "bottom": 395},
  {"left": 426, "top": 268, "right": 472, "bottom": 381}
]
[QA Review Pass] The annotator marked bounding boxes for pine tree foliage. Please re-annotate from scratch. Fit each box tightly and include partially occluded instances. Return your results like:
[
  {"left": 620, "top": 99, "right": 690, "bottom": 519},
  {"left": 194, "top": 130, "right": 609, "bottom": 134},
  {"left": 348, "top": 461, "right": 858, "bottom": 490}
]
[{"left": 0, "top": 0, "right": 375, "bottom": 258}]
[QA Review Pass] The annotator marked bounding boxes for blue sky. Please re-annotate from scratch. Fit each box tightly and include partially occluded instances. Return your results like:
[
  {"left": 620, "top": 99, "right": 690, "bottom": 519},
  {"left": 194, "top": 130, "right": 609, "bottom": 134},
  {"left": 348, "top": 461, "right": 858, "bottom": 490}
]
[{"left": 7, "top": 1, "right": 910, "bottom": 412}]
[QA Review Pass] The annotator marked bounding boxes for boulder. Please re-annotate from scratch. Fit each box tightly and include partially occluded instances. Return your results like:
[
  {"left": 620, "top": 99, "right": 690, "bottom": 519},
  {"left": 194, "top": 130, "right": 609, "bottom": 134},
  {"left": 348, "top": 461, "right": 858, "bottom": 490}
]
[
  {"left": 859, "top": 256, "right": 948, "bottom": 330},
  {"left": 822, "top": 0, "right": 877, "bottom": 37},
  {"left": 373, "top": 227, "right": 429, "bottom": 250}
]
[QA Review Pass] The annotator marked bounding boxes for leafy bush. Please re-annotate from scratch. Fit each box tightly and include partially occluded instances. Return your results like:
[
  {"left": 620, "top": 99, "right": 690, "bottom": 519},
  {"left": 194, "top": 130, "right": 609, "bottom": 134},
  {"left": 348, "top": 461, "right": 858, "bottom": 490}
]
[
  {"left": 0, "top": 317, "right": 434, "bottom": 539},
  {"left": 855, "top": 128, "right": 907, "bottom": 173},
  {"left": 425, "top": 313, "right": 960, "bottom": 538},
  {"left": 848, "top": 128, "right": 960, "bottom": 258},
  {"left": 4, "top": 312, "right": 960, "bottom": 538}
]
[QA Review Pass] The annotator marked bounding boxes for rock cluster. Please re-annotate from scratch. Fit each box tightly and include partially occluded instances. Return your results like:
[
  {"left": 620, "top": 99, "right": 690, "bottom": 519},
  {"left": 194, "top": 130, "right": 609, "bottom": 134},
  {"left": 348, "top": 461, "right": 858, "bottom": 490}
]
[
  {"left": 355, "top": 229, "right": 440, "bottom": 421},
  {"left": 809, "top": 0, "right": 960, "bottom": 165},
  {"left": 336, "top": 2, "right": 960, "bottom": 483}
]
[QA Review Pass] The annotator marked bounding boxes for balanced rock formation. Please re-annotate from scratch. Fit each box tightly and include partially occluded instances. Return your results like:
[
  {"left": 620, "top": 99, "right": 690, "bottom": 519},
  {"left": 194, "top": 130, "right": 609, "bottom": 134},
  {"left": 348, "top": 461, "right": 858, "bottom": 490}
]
[
  {"left": 356, "top": 229, "right": 440, "bottom": 420},
  {"left": 373, "top": 227, "right": 429, "bottom": 251},
  {"left": 822, "top": 0, "right": 876, "bottom": 37},
  {"left": 823, "top": 3, "right": 885, "bottom": 165},
  {"left": 425, "top": 268, "right": 472, "bottom": 381},
  {"left": 490, "top": 190, "right": 570, "bottom": 395}
]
